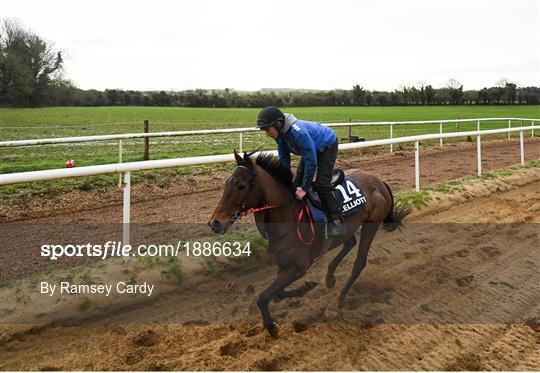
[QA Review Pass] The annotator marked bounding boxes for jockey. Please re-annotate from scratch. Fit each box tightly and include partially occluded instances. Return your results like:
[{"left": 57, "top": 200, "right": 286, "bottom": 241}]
[{"left": 256, "top": 106, "right": 346, "bottom": 237}]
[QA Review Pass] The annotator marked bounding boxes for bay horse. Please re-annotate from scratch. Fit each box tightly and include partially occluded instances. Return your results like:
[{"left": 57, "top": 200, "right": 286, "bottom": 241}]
[{"left": 209, "top": 150, "right": 411, "bottom": 336}]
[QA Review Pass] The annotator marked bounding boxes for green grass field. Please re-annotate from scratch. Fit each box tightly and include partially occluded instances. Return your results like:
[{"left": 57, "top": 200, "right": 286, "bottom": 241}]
[
  {"left": 1, "top": 105, "right": 538, "bottom": 174},
  {"left": 0, "top": 105, "right": 538, "bottom": 202}
]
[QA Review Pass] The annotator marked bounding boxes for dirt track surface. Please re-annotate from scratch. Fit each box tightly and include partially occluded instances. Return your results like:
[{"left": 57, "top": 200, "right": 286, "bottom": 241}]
[
  {"left": 1, "top": 138, "right": 539, "bottom": 281},
  {"left": 1, "top": 170, "right": 539, "bottom": 370}
]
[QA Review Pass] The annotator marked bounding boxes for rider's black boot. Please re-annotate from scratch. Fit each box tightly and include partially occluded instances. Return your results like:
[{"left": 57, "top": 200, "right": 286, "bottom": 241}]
[
  {"left": 319, "top": 190, "right": 347, "bottom": 237},
  {"left": 327, "top": 212, "right": 346, "bottom": 237}
]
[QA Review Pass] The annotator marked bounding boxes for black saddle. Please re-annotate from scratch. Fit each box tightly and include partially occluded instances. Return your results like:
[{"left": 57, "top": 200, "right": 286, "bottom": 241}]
[{"left": 306, "top": 169, "right": 344, "bottom": 210}]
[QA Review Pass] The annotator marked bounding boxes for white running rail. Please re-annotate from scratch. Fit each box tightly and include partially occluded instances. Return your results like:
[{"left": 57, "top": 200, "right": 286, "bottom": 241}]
[
  {"left": 1, "top": 117, "right": 537, "bottom": 147},
  {"left": 1, "top": 125, "right": 538, "bottom": 250}
]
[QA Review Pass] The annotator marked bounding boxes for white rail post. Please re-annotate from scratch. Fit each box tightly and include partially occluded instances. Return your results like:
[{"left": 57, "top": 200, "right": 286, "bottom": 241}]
[
  {"left": 477, "top": 120, "right": 480, "bottom": 132},
  {"left": 477, "top": 134, "right": 482, "bottom": 176},
  {"left": 123, "top": 171, "right": 131, "bottom": 262},
  {"left": 415, "top": 141, "right": 420, "bottom": 192},
  {"left": 390, "top": 124, "right": 394, "bottom": 152},
  {"left": 507, "top": 120, "right": 511, "bottom": 139},
  {"left": 239, "top": 132, "right": 243, "bottom": 153},
  {"left": 520, "top": 131, "right": 524, "bottom": 166},
  {"left": 118, "top": 140, "right": 123, "bottom": 188},
  {"left": 532, "top": 121, "right": 535, "bottom": 138},
  {"left": 439, "top": 122, "right": 443, "bottom": 147}
]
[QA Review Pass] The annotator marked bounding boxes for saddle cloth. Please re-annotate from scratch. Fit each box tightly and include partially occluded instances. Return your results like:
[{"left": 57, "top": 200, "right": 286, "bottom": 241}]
[{"left": 306, "top": 172, "right": 368, "bottom": 225}]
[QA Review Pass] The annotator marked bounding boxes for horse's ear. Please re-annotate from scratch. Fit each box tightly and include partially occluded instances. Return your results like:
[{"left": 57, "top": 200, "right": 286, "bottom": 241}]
[
  {"left": 246, "top": 147, "right": 260, "bottom": 158},
  {"left": 243, "top": 151, "right": 255, "bottom": 169},
  {"left": 233, "top": 149, "right": 243, "bottom": 164}
]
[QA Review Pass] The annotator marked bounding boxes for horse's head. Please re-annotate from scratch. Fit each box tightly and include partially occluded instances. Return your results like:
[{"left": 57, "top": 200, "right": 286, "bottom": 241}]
[{"left": 208, "top": 149, "right": 259, "bottom": 234}]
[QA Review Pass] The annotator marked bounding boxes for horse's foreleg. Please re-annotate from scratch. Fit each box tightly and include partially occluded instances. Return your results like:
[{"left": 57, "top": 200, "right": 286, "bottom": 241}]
[
  {"left": 257, "top": 264, "right": 304, "bottom": 336},
  {"left": 273, "top": 280, "right": 319, "bottom": 302},
  {"left": 337, "top": 223, "right": 379, "bottom": 308},
  {"left": 325, "top": 234, "right": 357, "bottom": 288}
]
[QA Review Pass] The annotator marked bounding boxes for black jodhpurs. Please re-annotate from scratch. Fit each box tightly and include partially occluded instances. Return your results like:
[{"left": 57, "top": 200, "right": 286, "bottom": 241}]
[{"left": 294, "top": 140, "right": 341, "bottom": 215}]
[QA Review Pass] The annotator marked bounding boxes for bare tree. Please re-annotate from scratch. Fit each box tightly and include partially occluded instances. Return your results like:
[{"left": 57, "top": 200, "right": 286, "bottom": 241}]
[
  {"left": 446, "top": 78, "right": 463, "bottom": 105},
  {"left": 495, "top": 78, "right": 511, "bottom": 88},
  {"left": 446, "top": 78, "right": 462, "bottom": 90}
]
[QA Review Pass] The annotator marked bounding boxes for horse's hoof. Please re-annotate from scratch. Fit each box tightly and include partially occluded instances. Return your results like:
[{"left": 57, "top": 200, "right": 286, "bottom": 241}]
[
  {"left": 265, "top": 322, "right": 279, "bottom": 337},
  {"left": 305, "top": 281, "right": 319, "bottom": 291},
  {"left": 337, "top": 297, "right": 346, "bottom": 309},
  {"left": 325, "top": 275, "right": 336, "bottom": 289}
]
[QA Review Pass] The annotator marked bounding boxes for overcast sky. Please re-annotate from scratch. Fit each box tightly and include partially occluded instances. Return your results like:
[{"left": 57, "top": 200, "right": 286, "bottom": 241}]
[{"left": 3, "top": 0, "right": 539, "bottom": 91}]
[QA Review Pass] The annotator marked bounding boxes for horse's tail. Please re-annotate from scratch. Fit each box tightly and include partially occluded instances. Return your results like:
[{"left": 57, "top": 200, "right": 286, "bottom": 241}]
[{"left": 382, "top": 181, "right": 412, "bottom": 232}]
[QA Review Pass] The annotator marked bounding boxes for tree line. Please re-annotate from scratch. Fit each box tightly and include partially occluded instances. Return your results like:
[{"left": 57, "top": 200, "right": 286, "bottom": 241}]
[
  {"left": 49, "top": 84, "right": 539, "bottom": 108},
  {"left": 1, "top": 18, "right": 539, "bottom": 108}
]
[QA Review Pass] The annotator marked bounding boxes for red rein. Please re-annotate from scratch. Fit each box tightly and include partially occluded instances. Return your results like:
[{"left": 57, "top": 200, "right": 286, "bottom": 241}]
[
  {"left": 296, "top": 204, "right": 316, "bottom": 245},
  {"left": 239, "top": 204, "right": 280, "bottom": 216},
  {"left": 240, "top": 203, "right": 315, "bottom": 245}
]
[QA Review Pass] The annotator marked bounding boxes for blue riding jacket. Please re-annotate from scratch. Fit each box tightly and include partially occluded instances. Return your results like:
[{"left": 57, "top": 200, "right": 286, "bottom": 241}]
[{"left": 276, "top": 114, "right": 337, "bottom": 189}]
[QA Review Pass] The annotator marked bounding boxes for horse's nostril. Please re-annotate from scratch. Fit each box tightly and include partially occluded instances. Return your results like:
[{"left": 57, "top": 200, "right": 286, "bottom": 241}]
[{"left": 209, "top": 220, "right": 221, "bottom": 231}]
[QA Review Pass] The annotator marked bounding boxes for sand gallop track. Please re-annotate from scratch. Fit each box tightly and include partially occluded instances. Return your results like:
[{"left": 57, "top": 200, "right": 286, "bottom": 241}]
[{"left": 1, "top": 170, "right": 539, "bottom": 371}]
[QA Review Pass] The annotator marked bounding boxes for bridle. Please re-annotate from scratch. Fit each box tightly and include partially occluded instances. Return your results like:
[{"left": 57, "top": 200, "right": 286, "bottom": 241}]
[{"left": 229, "top": 165, "right": 281, "bottom": 222}]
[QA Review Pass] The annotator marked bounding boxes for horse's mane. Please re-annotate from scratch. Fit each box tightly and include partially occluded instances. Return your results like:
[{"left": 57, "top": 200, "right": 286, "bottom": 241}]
[{"left": 255, "top": 152, "right": 294, "bottom": 191}]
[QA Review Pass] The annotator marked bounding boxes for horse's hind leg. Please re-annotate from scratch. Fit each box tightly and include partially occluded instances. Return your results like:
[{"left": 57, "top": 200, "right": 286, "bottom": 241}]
[
  {"left": 273, "top": 280, "right": 319, "bottom": 302},
  {"left": 325, "top": 235, "right": 357, "bottom": 289},
  {"left": 337, "top": 223, "right": 379, "bottom": 308}
]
